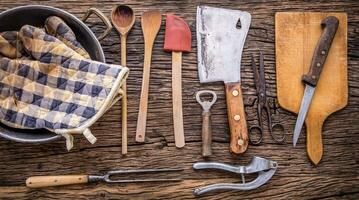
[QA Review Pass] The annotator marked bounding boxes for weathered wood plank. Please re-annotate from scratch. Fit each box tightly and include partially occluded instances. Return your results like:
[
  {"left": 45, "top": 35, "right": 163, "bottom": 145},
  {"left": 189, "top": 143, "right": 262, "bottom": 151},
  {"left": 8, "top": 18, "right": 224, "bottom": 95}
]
[{"left": 0, "top": 0, "right": 358, "bottom": 199}]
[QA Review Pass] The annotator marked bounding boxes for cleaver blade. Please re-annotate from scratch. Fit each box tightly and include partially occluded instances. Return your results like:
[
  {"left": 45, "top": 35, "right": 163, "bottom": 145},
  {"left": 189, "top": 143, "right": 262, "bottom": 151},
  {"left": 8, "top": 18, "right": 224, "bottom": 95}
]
[
  {"left": 196, "top": 6, "right": 251, "bottom": 154},
  {"left": 197, "top": 6, "right": 251, "bottom": 84}
]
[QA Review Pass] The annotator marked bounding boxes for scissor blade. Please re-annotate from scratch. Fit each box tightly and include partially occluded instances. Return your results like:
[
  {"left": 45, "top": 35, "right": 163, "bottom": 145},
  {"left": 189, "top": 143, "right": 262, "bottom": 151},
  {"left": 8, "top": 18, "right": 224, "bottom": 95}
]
[{"left": 293, "top": 85, "right": 316, "bottom": 146}]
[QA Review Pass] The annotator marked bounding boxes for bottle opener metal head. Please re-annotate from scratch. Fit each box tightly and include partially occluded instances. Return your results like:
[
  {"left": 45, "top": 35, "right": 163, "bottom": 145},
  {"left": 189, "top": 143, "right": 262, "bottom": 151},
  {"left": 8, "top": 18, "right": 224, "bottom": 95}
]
[
  {"left": 193, "top": 156, "right": 277, "bottom": 196},
  {"left": 196, "top": 90, "right": 217, "bottom": 112}
]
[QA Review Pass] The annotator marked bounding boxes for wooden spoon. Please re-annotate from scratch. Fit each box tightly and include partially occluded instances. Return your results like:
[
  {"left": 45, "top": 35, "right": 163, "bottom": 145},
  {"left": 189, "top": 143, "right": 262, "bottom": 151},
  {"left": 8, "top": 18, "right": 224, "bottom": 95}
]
[
  {"left": 111, "top": 5, "right": 135, "bottom": 155},
  {"left": 135, "top": 11, "right": 162, "bottom": 142}
]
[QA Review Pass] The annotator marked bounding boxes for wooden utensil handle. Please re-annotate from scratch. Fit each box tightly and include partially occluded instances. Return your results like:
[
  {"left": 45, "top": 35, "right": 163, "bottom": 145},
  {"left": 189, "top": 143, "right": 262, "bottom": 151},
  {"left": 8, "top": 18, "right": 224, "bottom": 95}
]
[
  {"left": 26, "top": 175, "right": 88, "bottom": 188},
  {"left": 135, "top": 46, "right": 153, "bottom": 143},
  {"left": 302, "top": 16, "right": 339, "bottom": 87},
  {"left": 121, "top": 35, "right": 128, "bottom": 154},
  {"left": 172, "top": 52, "right": 185, "bottom": 148},
  {"left": 202, "top": 111, "right": 212, "bottom": 157},
  {"left": 225, "top": 82, "right": 248, "bottom": 154}
]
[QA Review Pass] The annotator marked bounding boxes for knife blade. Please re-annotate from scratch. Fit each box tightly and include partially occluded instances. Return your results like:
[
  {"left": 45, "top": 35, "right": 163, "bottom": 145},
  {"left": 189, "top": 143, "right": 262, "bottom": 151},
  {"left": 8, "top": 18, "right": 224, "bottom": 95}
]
[{"left": 293, "top": 16, "right": 339, "bottom": 146}]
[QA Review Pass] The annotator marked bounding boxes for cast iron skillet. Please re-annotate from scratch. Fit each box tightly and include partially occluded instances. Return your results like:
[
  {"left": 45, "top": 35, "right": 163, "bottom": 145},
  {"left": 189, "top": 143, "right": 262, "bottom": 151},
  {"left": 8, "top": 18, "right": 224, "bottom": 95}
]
[{"left": 0, "top": 5, "right": 112, "bottom": 143}]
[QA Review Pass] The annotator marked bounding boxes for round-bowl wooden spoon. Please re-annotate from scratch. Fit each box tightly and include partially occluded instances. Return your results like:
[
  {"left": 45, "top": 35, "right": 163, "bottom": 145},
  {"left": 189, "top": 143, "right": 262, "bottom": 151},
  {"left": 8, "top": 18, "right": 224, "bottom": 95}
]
[{"left": 111, "top": 5, "right": 135, "bottom": 155}]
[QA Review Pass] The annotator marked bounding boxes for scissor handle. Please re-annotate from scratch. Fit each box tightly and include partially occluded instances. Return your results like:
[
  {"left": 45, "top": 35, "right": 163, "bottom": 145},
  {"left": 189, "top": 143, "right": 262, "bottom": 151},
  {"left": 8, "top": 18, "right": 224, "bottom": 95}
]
[
  {"left": 248, "top": 125, "right": 263, "bottom": 145},
  {"left": 270, "top": 123, "right": 286, "bottom": 143}
]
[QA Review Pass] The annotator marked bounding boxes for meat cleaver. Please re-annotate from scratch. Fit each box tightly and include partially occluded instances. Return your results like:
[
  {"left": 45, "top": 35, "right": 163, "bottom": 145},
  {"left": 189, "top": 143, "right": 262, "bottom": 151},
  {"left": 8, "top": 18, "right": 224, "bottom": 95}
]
[{"left": 197, "top": 6, "right": 251, "bottom": 154}]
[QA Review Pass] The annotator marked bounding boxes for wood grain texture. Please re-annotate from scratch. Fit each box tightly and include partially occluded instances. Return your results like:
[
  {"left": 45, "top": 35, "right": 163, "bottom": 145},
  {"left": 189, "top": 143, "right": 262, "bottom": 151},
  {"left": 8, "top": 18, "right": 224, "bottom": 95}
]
[
  {"left": 0, "top": 0, "right": 358, "bottom": 199},
  {"left": 225, "top": 83, "right": 249, "bottom": 154},
  {"left": 201, "top": 111, "right": 212, "bottom": 157},
  {"left": 26, "top": 175, "right": 88, "bottom": 188},
  {"left": 276, "top": 12, "right": 348, "bottom": 165},
  {"left": 111, "top": 5, "right": 136, "bottom": 155},
  {"left": 172, "top": 52, "right": 185, "bottom": 148},
  {"left": 135, "top": 10, "right": 161, "bottom": 143}
]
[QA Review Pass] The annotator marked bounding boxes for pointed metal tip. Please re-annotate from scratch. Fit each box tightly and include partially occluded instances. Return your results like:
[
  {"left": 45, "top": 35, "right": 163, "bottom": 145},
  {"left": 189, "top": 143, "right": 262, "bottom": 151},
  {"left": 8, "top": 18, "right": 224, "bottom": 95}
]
[{"left": 293, "top": 135, "right": 298, "bottom": 147}]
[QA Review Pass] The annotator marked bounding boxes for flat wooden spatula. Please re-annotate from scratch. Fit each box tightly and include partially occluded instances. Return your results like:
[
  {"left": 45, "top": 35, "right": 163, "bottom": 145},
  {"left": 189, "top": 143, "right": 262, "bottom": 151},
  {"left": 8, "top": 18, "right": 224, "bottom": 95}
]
[{"left": 164, "top": 14, "right": 192, "bottom": 148}]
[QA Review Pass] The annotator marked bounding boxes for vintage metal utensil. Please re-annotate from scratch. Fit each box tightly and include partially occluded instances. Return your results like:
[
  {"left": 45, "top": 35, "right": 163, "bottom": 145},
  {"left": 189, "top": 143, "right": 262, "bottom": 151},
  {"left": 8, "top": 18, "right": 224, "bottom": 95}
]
[
  {"left": 26, "top": 168, "right": 183, "bottom": 188},
  {"left": 111, "top": 5, "right": 136, "bottom": 155},
  {"left": 135, "top": 10, "right": 162, "bottom": 143},
  {"left": 196, "top": 90, "right": 217, "bottom": 157},
  {"left": 293, "top": 16, "right": 339, "bottom": 146},
  {"left": 197, "top": 6, "right": 251, "bottom": 154},
  {"left": 193, "top": 156, "right": 277, "bottom": 196},
  {"left": 164, "top": 14, "right": 192, "bottom": 148},
  {"left": 249, "top": 51, "right": 285, "bottom": 145}
]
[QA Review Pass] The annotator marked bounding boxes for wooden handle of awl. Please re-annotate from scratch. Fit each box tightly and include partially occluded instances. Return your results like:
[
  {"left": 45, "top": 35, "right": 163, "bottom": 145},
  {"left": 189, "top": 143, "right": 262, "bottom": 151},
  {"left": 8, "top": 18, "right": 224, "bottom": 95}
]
[
  {"left": 202, "top": 111, "right": 212, "bottom": 157},
  {"left": 121, "top": 35, "right": 128, "bottom": 154},
  {"left": 172, "top": 52, "right": 185, "bottom": 148},
  {"left": 225, "top": 82, "right": 248, "bottom": 154},
  {"left": 26, "top": 175, "right": 88, "bottom": 188}
]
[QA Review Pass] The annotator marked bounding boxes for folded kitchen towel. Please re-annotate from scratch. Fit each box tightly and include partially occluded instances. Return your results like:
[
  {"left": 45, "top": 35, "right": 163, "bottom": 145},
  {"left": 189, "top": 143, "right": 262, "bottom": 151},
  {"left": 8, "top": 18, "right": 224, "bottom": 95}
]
[{"left": 0, "top": 19, "right": 128, "bottom": 150}]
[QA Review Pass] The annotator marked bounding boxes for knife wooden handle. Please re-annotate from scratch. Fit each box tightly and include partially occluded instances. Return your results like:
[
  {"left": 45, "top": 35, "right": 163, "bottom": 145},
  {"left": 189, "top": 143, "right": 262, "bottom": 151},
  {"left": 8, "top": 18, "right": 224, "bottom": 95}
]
[
  {"left": 202, "top": 110, "right": 212, "bottom": 157},
  {"left": 302, "top": 16, "right": 339, "bottom": 87},
  {"left": 225, "top": 82, "right": 248, "bottom": 154},
  {"left": 26, "top": 175, "right": 88, "bottom": 188}
]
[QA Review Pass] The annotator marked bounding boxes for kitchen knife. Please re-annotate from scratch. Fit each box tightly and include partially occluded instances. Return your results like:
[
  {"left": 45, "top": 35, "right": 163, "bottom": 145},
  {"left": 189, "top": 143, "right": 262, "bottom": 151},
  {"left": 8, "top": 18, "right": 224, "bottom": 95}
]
[{"left": 293, "top": 16, "right": 339, "bottom": 146}]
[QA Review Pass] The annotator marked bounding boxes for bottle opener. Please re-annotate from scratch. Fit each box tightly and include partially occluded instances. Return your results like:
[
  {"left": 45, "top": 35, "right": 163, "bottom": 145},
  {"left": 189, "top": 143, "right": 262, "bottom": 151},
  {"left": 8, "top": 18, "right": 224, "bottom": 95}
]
[{"left": 196, "top": 90, "right": 217, "bottom": 157}]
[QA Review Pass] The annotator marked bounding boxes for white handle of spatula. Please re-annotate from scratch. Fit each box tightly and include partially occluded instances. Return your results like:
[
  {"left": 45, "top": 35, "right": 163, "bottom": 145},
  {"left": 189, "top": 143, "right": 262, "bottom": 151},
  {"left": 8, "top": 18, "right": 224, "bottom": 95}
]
[{"left": 172, "top": 52, "right": 185, "bottom": 148}]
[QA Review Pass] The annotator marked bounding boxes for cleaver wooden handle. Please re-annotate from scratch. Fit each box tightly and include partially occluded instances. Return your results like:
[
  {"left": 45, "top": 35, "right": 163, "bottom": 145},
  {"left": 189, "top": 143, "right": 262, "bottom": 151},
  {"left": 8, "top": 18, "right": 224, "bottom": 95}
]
[{"left": 225, "top": 82, "right": 248, "bottom": 154}]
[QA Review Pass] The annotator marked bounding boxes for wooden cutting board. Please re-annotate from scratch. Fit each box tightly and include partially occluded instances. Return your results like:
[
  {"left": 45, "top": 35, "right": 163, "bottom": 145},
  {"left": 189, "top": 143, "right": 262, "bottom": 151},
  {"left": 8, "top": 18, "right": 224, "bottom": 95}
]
[{"left": 275, "top": 12, "right": 347, "bottom": 165}]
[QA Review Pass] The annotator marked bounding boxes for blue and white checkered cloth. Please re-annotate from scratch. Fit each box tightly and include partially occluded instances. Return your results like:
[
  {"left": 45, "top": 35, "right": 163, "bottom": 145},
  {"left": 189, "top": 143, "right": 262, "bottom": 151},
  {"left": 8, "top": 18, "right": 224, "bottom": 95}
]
[{"left": 0, "top": 17, "right": 129, "bottom": 150}]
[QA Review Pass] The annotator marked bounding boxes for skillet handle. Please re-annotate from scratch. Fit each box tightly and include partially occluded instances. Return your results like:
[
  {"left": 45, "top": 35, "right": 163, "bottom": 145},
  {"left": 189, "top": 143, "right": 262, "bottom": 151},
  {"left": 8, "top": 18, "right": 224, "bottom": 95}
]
[{"left": 82, "top": 8, "right": 113, "bottom": 41}]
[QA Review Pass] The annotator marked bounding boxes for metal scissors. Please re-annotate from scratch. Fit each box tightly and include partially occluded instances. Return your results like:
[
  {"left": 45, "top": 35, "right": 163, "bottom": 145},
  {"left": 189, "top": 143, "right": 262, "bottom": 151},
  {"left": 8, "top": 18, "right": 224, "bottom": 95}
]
[{"left": 249, "top": 51, "right": 285, "bottom": 145}]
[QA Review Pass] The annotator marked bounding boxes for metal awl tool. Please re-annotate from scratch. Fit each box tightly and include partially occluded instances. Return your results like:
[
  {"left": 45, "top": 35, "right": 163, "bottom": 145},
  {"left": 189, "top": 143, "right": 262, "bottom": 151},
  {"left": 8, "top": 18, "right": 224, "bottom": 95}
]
[
  {"left": 293, "top": 16, "right": 339, "bottom": 146},
  {"left": 249, "top": 51, "right": 285, "bottom": 144},
  {"left": 193, "top": 156, "right": 277, "bottom": 196},
  {"left": 196, "top": 90, "right": 217, "bottom": 157},
  {"left": 26, "top": 168, "right": 183, "bottom": 188}
]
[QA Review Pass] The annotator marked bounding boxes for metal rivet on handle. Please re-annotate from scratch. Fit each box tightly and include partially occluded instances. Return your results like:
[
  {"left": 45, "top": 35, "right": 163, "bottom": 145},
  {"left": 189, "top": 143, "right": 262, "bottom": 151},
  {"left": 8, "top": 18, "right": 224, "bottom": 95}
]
[
  {"left": 316, "top": 63, "right": 321, "bottom": 67},
  {"left": 234, "top": 115, "right": 240, "bottom": 121},
  {"left": 238, "top": 139, "right": 244, "bottom": 146},
  {"left": 232, "top": 90, "right": 239, "bottom": 97},
  {"left": 321, "top": 50, "right": 326, "bottom": 55},
  {"left": 311, "top": 75, "right": 316, "bottom": 79}
]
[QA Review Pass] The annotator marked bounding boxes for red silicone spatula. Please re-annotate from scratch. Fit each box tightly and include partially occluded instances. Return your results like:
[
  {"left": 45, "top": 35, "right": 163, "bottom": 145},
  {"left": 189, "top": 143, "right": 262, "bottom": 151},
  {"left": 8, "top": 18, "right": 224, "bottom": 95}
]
[{"left": 164, "top": 14, "right": 192, "bottom": 148}]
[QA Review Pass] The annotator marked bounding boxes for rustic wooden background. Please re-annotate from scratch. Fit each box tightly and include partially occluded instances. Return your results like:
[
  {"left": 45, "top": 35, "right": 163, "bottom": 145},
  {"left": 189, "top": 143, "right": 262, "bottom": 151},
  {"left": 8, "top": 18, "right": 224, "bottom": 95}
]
[{"left": 0, "top": 0, "right": 358, "bottom": 199}]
